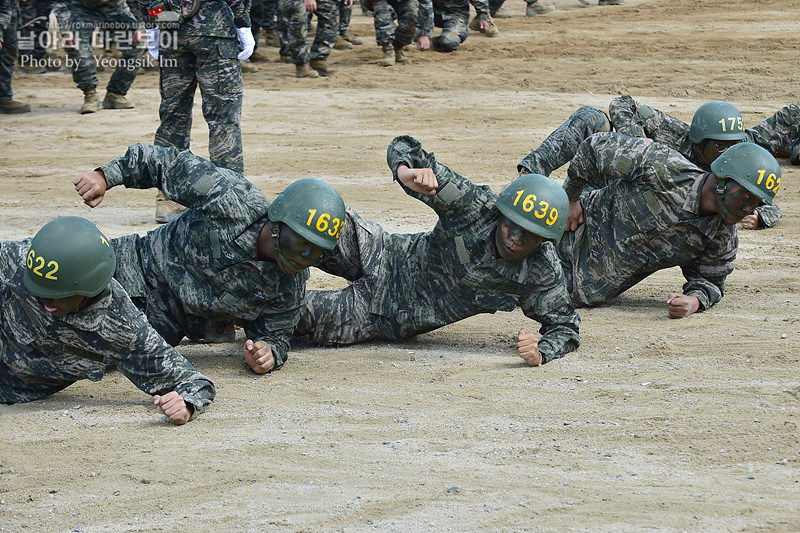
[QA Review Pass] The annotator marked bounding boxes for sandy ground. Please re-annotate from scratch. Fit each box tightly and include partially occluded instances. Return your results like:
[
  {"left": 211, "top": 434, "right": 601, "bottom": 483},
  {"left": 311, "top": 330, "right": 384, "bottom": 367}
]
[{"left": 1, "top": 0, "right": 799, "bottom": 531}]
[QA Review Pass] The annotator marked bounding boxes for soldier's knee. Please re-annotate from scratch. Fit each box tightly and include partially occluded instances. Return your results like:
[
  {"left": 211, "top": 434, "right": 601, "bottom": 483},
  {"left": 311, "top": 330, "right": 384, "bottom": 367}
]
[
  {"left": 572, "top": 106, "right": 611, "bottom": 134},
  {"left": 438, "top": 32, "right": 461, "bottom": 52}
]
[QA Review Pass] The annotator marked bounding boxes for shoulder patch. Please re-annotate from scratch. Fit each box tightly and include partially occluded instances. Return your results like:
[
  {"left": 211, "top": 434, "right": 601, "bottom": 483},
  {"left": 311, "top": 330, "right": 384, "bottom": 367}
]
[
  {"left": 616, "top": 155, "right": 634, "bottom": 175},
  {"left": 636, "top": 104, "right": 655, "bottom": 120},
  {"left": 436, "top": 182, "right": 460, "bottom": 205}
]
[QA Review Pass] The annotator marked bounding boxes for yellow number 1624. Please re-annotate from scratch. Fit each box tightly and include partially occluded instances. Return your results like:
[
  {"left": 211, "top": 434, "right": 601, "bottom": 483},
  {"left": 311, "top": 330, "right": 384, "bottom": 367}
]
[{"left": 512, "top": 189, "right": 559, "bottom": 226}]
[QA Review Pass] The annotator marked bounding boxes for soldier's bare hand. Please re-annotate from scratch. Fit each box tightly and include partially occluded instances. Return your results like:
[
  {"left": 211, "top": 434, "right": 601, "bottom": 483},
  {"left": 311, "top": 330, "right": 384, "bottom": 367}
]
[
  {"left": 153, "top": 391, "right": 192, "bottom": 424},
  {"left": 666, "top": 293, "right": 700, "bottom": 319},
  {"left": 244, "top": 339, "right": 275, "bottom": 373},
  {"left": 73, "top": 170, "right": 107, "bottom": 208},
  {"left": 416, "top": 36, "right": 430, "bottom": 51},
  {"left": 397, "top": 165, "right": 438, "bottom": 195},
  {"left": 741, "top": 212, "right": 760, "bottom": 230},
  {"left": 517, "top": 329, "right": 542, "bottom": 366},
  {"left": 344, "top": 0, "right": 353, "bottom": 7},
  {"left": 566, "top": 200, "right": 584, "bottom": 231},
  {"left": 304, "top": 0, "right": 317, "bottom": 12}
]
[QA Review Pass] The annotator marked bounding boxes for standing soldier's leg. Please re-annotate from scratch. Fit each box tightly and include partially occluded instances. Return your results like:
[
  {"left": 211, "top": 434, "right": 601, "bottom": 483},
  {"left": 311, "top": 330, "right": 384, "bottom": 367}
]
[
  {"left": 372, "top": 0, "right": 397, "bottom": 65},
  {"left": 387, "top": 0, "right": 416, "bottom": 58},
  {"left": 103, "top": 10, "right": 144, "bottom": 109},
  {"left": 71, "top": 9, "right": 101, "bottom": 113},
  {"left": 193, "top": 36, "right": 244, "bottom": 174},
  {"left": 263, "top": 0, "right": 281, "bottom": 46},
  {"left": 518, "top": 105, "right": 610, "bottom": 175},
  {"left": 278, "top": 0, "right": 318, "bottom": 77},
  {"left": 309, "top": 0, "right": 339, "bottom": 75},
  {"left": 0, "top": 10, "right": 31, "bottom": 114},
  {"left": 154, "top": 39, "right": 197, "bottom": 153}
]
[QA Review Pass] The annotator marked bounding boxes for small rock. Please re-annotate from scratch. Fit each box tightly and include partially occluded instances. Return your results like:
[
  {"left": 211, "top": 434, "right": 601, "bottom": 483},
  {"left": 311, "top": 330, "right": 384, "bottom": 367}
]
[{"left": 446, "top": 486, "right": 459, "bottom": 494}]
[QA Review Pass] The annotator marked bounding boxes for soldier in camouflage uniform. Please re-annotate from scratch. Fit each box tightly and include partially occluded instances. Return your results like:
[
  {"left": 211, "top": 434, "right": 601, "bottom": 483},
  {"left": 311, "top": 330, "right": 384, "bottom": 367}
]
[
  {"left": 278, "top": 0, "right": 351, "bottom": 77},
  {"left": 0, "top": 217, "right": 215, "bottom": 424},
  {"left": 296, "top": 135, "right": 581, "bottom": 367},
  {"left": 608, "top": 96, "right": 799, "bottom": 229},
  {"left": 518, "top": 98, "right": 799, "bottom": 230},
  {"left": 73, "top": 144, "right": 346, "bottom": 374},
  {"left": 556, "top": 133, "right": 781, "bottom": 318},
  {"left": 416, "top": 0, "right": 489, "bottom": 53},
  {"left": 370, "top": 0, "right": 416, "bottom": 66},
  {"left": 63, "top": 0, "right": 146, "bottom": 114},
  {"left": 0, "top": 0, "right": 31, "bottom": 113}
]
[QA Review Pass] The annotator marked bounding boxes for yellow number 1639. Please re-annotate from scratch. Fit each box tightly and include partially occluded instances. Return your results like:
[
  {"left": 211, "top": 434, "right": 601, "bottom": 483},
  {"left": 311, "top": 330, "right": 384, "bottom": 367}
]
[
  {"left": 512, "top": 189, "right": 559, "bottom": 226},
  {"left": 307, "top": 209, "right": 342, "bottom": 239}
]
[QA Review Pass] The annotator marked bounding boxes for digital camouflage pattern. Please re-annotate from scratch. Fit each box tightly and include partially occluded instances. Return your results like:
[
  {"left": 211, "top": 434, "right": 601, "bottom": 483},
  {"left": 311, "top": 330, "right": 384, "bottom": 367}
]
[
  {"left": 0, "top": 0, "right": 20, "bottom": 101},
  {"left": 147, "top": 0, "right": 251, "bottom": 173},
  {"left": 418, "top": 0, "right": 488, "bottom": 51},
  {"left": 278, "top": 0, "right": 339, "bottom": 65},
  {"left": 297, "top": 135, "right": 580, "bottom": 364},
  {"left": 558, "top": 132, "right": 737, "bottom": 311},
  {"left": 0, "top": 239, "right": 215, "bottom": 412},
  {"left": 608, "top": 95, "right": 800, "bottom": 228},
  {"left": 370, "top": 0, "right": 417, "bottom": 48},
  {"left": 67, "top": 0, "right": 144, "bottom": 94},
  {"left": 517, "top": 105, "right": 611, "bottom": 176},
  {"left": 100, "top": 144, "right": 307, "bottom": 370}
]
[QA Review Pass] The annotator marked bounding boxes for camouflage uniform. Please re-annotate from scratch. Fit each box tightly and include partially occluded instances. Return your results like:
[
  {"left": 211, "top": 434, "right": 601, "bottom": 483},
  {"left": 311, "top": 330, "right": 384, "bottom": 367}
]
[
  {"left": 557, "top": 132, "right": 737, "bottom": 311},
  {"left": 0, "top": 239, "right": 215, "bottom": 412},
  {"left": 250, "top": 0, "right": 277, "bottom": 52},
  {"left": 0, "top": 0, "right": 20, "bottom": 101},
  {"left": 19, "top": 0, "right": 51, "bottom": 63},
  {"left": 370, "top": 0, "right": 417, "bottom": 49},
  {"left": 66, "top": 0, "right": 144, "bottom": 95},
  {"left": 608, "top": 95, "right": 798, "bottom": 228},
  {"left": 147, "top": 0, "right": 251, "bottom": 173},
  {"left": 278, "top": 0, "right": 338, "bottom": 65},
  {"left": 101, "top": 144, "right": 306, "bottom": 370},
  {"left": 297, "top": 135, "right": 580, "bottom": 364},
  {"left": 418, "top": 0, "right": 488, "bottom": 52}
]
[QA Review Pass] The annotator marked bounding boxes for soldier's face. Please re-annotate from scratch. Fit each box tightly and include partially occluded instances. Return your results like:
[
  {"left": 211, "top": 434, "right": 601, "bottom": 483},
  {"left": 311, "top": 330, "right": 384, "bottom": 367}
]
[
  {"left": 721, "top": 180, "right": 761, "bottom": 224},
  {"left": 701, "top": 138, "right": 741, "bottom": 164},
  {"left": 39, "top": 296, "right": 86, "bottom": 317},
  {"left": 494, "top": 216, "right": 544, "bottom": 262},
  {"left": 278, "top": 225, "right": 325, "bottom": 273}
]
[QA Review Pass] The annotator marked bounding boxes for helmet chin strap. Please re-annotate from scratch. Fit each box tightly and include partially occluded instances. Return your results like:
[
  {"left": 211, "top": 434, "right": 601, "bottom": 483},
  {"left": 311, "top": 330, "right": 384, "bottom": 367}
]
[
  {"left": 271, "top": 222, "right": 303, "bottom": 274},
  {"left": 714, "top": 176, "right": 738, "bottom": 223}
]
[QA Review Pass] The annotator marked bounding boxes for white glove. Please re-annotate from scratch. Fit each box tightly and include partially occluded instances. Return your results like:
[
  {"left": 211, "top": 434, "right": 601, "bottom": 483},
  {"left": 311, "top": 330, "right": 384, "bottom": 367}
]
[
  {"left": 237, "top": 27, "right": 255, "bottom": 60},
  {"left": 146, "top": 28, "right": 159, "bottom": 60}
]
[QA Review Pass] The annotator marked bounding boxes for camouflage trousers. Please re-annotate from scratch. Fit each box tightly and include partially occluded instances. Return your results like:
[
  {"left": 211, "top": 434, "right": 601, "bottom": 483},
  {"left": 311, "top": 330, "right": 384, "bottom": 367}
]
[
  {"left": 154, "top": 35, "right": 244, "bottom": 174},
  {"left": 0, "top": 351, "right": 73, "bottom": 404},
  {"left": 68, "top": 5, "right": 144, "bottom": 94},
  {"left": 251, "top": 0, "right": 279, "bottom": 50},
  {"left": 278, "top": 0, "right": 340, "bottom": 64},
  {"left": 518, "top": 105, "right": 611, "bottom": 175},
  {"left": 19, "top": 0, "right": 51, "bottom": 62},
  {"left": 0, "top": 10, "right": 19, "bottom": 101},
  {"left": 339, "top": 0, "right": 353, "bottom": 34},
  {"left": 371, "top": 0, "right": 417, "bottom": 48},
  {"left": 433, "top": 13, "right": 469, "bottom": 52}
]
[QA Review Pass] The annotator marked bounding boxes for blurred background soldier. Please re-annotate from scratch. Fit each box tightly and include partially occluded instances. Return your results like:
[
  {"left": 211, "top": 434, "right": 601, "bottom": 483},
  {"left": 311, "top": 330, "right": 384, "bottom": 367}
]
[{"left": 0, "top": 0, "right": 32, "bottom": 113}]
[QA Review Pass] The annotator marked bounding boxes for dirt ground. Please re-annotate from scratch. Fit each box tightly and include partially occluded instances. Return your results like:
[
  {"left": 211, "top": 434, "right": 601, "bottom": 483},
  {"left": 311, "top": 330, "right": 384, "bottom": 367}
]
[{"left": 1, "top": 0, "right": 799, "bottom": 531}]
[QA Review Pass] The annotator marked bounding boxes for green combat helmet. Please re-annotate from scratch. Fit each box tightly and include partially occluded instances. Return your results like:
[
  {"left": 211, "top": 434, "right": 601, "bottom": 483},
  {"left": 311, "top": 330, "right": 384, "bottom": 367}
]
[
  {"left": 268, "top": 178, "right": 346, "bottom": 250},
  {"left": 689, "top": 101, "right": 747, "bottom": 144},
  {"left": 496, "top": 174, "right": 569, "bottom": 243},
  {"left": 711, "top": 142, "right": 781, "bottom": 206},
  {"left": 24, "top": 217, "right": 116, "bottom": 299}
]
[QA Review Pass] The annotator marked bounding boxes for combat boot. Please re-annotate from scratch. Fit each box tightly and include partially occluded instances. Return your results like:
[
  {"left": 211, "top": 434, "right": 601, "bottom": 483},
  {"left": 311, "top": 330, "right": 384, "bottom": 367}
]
[
  {"left": 295, "top": 63, "right": 320, "bottom": 78},
  {"left": 469, "top": 15, "right": 499, "bottom": 37},
  {"left": 240, "top": 60, "right": 259, "bottom": 73},
  {"left": 249, "top": 48, "right": 271, "bottom": 62},
  {"left": 342, "top": 33, "right": 363, "bottom": 45},
  {"left": 102, "top": 91, "right": 135, "bottom": 109},
  {"left": 80, "top": 89, "right": 101, "bottom": 114},
  {"left": 379, "top": 44, "right": 395, "bottom": 66},
  {"left": 0, "top": 98, "right": 31, "bottom": 114},
  {"left": 279, "top": 54, "right": 293, "bottom": 63},
  {"left": 789, "top": 139, "right": 800, "bottom": 166},
  {"left": 334, "top": 34, "right": 353, "bottom": 50},
  {"left": 526, "top": 1, "right": 555, "bottom": 15},
  {"left": 394, "top": 46, "right": 411, "bottom": 64},
  {"left": 309, "top": 58, "right": 334, "bottom": 76},
  {"left": 264, "top": 28, "right": 281, "bottom": 47},
  {"left": 155, "top": 190, "right": 187, "bottom": 224}
]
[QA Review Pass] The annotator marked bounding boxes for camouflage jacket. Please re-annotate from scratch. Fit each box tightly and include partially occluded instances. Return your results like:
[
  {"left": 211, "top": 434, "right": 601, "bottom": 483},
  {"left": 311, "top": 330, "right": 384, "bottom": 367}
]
[
  {"left": 0, "top": 240, "right": 215, "bottom": 411},
  {"left": 100, "top": 144, "right": 306, "bottom": 370},
  {"left": 608, "top": 95, "right": 797, "bottom": 228},
  {"left": 560, "top": 132, "right": 737, "bottom": 310},
  {"left": 0, "top": 0, "right": 19, "bottom": 35},
  {"left": 137, "top": 0, "right": 251, "bottom": 37},
  {"left": 376, "top": 135, "right": 580, "bottom": 363}
]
